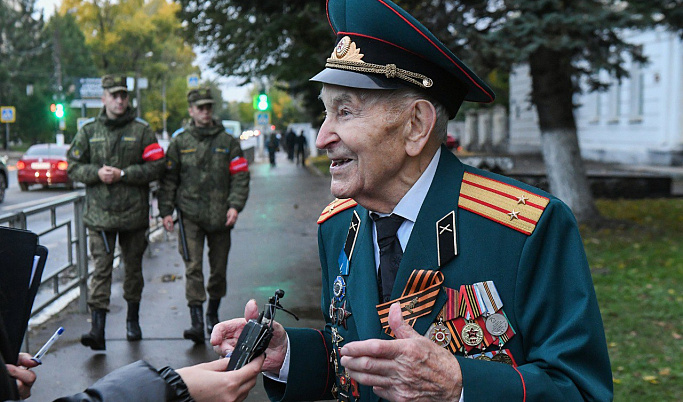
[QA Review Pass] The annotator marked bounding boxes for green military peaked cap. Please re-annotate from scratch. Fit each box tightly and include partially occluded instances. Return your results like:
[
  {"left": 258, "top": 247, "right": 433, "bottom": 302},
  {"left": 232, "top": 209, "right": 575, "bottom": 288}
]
[
  {"left": 187, "top": 88, "right": 215, "bottom": 106},
  {"left": 310, "top": 0, "right": 495, "bottom": 118},
  {"left": 101, "top": 75, "right": 128, "bottom": 92}
]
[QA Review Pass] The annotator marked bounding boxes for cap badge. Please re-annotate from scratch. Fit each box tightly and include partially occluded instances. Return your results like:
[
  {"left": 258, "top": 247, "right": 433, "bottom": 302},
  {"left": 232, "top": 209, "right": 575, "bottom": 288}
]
[{"left": 332, "top": 36, "right": 364, "bottom": 62}]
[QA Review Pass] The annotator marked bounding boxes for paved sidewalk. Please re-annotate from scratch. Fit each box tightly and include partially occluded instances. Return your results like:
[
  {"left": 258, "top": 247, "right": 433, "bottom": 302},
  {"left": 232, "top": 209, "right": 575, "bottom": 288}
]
[{"left": 26, "top": 151, "right": 332, "bottom": 401}]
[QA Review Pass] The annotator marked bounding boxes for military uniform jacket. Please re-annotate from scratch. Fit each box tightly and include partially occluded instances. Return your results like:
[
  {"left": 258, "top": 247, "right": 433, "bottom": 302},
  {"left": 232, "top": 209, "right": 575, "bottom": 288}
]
[
  {"left": 264, "top": 147, "right": 612, "bottom": 402},
  {"left": 67, "top": 108, "right": 165, "bottom": 231},
  {"left": 158, "top": 121, "right": 250, "bottom": 233}
]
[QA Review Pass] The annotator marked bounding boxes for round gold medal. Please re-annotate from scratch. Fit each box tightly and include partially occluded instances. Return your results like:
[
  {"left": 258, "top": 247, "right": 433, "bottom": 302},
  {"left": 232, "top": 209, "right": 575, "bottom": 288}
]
[
  {"left": 427, "top": 322, "right": 452, "bottom": 348},
  {"left": 492, "top": 352, "right": 513, "bottom": 365},
  {"left": 461, "top": 322, "right": 484, "bottom": 347}
]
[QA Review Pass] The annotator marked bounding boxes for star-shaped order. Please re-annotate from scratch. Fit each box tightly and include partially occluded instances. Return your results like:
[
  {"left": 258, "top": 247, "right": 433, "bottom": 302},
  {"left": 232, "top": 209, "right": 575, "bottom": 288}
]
[
  {"left": 507, "top": 210, "right": 520, "bottom": 220},
  {"left": 516, "top": 195, "right": 528, "bottom": 205}
]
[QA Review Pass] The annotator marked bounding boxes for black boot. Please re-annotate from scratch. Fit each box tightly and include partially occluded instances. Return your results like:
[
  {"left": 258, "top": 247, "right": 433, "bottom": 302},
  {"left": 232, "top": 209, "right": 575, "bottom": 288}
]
[
  {"left": 81, "top": 309, "right": 106, "bottom": 350},
  {"left": 206, "top": 298, "right": 220, "bottom": 336},
  {"left": 126, "top": 302, "right": 142, "bottom": 341},
  {"left": 183, "top": 305, "right": 204, "bottom": 344}
]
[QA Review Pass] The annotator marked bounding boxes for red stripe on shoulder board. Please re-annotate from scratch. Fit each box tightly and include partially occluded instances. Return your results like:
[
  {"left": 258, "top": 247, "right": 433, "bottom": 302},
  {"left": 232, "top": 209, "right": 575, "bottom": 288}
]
[{"left": 318, "top": 198, "right": 357, "bottom": 224}]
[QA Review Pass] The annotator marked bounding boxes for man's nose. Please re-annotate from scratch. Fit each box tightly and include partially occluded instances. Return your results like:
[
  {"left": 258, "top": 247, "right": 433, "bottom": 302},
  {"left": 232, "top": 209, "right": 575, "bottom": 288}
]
[{"left": 315, "top": 119, "right": 336, "bottom": 149}]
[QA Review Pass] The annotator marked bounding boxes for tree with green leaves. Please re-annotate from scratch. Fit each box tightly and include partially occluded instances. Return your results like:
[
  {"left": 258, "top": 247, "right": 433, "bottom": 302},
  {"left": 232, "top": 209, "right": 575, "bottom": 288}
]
[
  {"left": 178, "top": 0, "right": 681, "bottom": 222},
  {"left": 177, "top": 0, "right": 332, "bottom": 120},
  {"left": 0, "top": 0, "right": 50, "bottom": 147},
  {"left": 60, "top": 0, "right": 198, "bottom": 133}
]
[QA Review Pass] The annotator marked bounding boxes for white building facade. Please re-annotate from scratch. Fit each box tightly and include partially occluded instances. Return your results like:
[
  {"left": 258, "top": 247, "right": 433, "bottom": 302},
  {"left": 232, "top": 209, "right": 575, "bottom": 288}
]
[{"left": 509, "top": 28, "right": 683, "bottom": 166}]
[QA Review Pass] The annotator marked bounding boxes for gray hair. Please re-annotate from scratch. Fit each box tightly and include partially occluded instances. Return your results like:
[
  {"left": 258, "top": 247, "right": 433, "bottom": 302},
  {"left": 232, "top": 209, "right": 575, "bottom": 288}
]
[{"left": 356, "top": 87, "right": 449, "bottom": 143}]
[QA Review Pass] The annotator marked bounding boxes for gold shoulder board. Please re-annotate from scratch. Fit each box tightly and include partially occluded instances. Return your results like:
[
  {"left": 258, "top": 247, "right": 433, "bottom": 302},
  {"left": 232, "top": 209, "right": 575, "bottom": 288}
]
[
  {"left": 458, "top": 172, "right": 550, "bottom": 235},
  {"left": 317, "top": 198, "right": 358, "bottom": 224}
]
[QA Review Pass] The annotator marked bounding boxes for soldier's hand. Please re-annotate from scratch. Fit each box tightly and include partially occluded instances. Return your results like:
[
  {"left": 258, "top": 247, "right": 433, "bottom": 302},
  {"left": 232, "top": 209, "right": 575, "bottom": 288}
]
[
  {"left": 98, "top": 165, "right": 115, "bottom": 184},
  {"left": 340, "top": 302, "right": 463, "bottom": 402},
  {"left": 163, "top": 215, "right": 174, "bottom": 232},
  {"left": 210, "top": 299, "right": 288, "bottom": 374},
  {"left": 226, "top": 208, "right": 238, "bottom": 227}
]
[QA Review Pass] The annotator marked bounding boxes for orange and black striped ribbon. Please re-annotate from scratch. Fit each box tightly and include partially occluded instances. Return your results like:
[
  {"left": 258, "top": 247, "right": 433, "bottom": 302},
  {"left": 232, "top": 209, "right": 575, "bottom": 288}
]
[
  {"left": 376, "top": 270, "right": 444, "bottom": 337},
  {"left": 444, "top": 319, "right": 464, "bottom": 352}
]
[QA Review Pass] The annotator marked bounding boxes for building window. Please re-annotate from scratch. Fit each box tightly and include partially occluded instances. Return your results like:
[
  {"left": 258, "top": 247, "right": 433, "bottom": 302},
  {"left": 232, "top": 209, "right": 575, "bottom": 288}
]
[
  {"left": 590, "top": 91, "right": 600, "bottom": 124},
  {"left": 629, "top": 51, "right": 644, "bottom": 123},
  {"left": 608, "top": 80, "right": 621, "bottom": 123}
]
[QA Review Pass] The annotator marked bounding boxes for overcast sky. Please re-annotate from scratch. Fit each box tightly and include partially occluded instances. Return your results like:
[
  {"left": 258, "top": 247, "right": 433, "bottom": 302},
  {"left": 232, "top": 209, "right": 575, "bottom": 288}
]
[{"left": 34, "top": 0, "right": 251, "bottom": 102}]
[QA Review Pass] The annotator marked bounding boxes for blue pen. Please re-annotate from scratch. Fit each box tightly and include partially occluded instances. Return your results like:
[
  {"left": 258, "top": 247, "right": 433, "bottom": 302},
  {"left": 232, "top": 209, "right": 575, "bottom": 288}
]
[{"left": 31, "top": 327, "right": 64, "bottom": 364}]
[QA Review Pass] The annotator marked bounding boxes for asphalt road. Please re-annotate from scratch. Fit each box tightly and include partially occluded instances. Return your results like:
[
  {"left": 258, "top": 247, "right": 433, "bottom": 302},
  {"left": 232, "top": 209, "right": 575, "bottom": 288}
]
[{"left": 25, "top": 151, "right": 333, "bottom": 401}]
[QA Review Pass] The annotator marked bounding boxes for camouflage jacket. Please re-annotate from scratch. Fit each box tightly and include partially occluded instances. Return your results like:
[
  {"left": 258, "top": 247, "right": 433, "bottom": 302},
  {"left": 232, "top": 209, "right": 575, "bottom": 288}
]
[
  {"left": 158, "top": 120, "right": 250, "bottom": 232},
  {"left": 67, "top": 107, "right": 165, "bottom": 231}
]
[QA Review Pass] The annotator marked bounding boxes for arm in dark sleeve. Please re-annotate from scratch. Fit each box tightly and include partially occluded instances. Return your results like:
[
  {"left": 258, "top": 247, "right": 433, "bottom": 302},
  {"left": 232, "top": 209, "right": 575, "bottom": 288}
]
[
  {"left": 263, "top": 227, "right": 335, "bottom": 401},
  {"left": 459, "top": 200, "right": 613, "bottom": 401},
  {"left": 52, "top": 360, "right": 192, "bottom": 402},
  {"left": 67, "top": 127, "right": 100, "bottom": 185},
  {"left": 227, "top": 137, "right": 250, "bottom": 212},
  {"left": 158, "top": 140, "right": 180, "bottom": 218},
  {"left": 121, "top": 126, "right": 166, "bottom": 185}
]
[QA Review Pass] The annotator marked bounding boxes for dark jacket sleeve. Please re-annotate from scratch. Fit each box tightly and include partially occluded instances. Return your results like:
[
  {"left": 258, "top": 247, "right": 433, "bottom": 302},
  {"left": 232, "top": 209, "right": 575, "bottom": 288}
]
[
  {"left": 121, "top": 125, "right": 166, "bottom": 186},
  {"left": 52, "top": 360, "right": 192, "bottom": 402},
  {"left": 67, "top": 126, "right": 101, "bottom": 185},
  {"left": 227, "top": 137, "right": 250, "bottom": 212}
]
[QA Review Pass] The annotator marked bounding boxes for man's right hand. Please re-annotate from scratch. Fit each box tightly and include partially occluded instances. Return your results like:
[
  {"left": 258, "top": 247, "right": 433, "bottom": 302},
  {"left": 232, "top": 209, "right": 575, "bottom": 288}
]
[
  {"left": 163, "top": 215, "right": 174, "bottom": 232},
  {"left": 210, "top": 299, "right": 288, "bottom": 374}
]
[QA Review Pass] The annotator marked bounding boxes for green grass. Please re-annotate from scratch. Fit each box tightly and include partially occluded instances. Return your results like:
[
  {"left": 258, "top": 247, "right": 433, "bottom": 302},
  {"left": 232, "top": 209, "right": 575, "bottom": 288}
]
[{"left": 583, "top": 198, "right": 683, "bottom": 401}]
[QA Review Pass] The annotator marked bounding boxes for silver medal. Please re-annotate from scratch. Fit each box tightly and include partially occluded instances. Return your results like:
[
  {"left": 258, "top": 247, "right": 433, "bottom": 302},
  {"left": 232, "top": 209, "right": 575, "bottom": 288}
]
[{"left": 485, "top": 313, "right": 509, "bottom": 337}]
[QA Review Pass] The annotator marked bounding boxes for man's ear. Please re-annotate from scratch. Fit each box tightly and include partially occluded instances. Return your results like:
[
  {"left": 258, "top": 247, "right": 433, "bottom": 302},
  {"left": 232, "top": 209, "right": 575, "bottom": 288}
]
[{"left": 404, "top": 99, "right": 436, "bottom": 157}]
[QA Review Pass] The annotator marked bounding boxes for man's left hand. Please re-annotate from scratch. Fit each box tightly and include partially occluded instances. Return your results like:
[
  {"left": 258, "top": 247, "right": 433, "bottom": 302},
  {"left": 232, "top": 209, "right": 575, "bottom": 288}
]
[
  {"left": 226, "top": 208, "right": 238, "bottom": 227},
  {"left": 339, "top": 303, "right": 463, "bottom": 402}
]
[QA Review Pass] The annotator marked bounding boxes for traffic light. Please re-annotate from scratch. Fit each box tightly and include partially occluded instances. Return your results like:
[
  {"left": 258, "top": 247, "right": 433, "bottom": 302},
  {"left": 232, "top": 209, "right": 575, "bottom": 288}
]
[
  {"left": 254, "top": 93, "right": 270, "bottom": 111},
  {"left": 50, "top": 103, "right": 65, "bottom": 119},
  {"left": 55, "top": 103, "right": 65, "bottom": 119}
]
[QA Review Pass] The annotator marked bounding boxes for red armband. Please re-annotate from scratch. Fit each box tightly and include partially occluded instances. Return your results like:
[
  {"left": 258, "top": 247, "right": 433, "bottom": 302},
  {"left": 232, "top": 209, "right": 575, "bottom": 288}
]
[
  {"left": 142, "top": 143, "right": 165, "bottom": 161},
  {"left": 229, "top": 156, "right": 249, "bottom": 174}
]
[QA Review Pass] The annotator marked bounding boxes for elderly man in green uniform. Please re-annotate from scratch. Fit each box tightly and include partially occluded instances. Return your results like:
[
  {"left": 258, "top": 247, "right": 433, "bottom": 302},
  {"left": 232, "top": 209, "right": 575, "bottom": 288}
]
[
  {"left": 212, "top": 0, "right": 612, "bottom": 401},
  {"left": 159, "top": 88, "right": 250, "bottom": 344},
  {"left": 67, "top": 75, "right": 166, "bottom": 350}
]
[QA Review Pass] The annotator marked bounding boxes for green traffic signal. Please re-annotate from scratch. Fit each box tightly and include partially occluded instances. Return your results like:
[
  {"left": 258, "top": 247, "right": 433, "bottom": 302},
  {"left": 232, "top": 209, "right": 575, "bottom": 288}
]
[
  {"left": 55, "top": 103, "right": 65, "bottom": 119},
  {"left": 256, "top": 93, "right": 269, "bottom": 111}
]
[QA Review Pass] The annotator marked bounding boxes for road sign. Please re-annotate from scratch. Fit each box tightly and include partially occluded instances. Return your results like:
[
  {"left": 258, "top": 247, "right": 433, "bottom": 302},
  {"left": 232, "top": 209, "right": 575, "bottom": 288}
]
[
  {"left": 187, "top": 74, "right": 200, "bottom": 89},
  {"left": 254, "top": 112, "right": 270, "bottom": 127},
  {"left": 1, "top": 106, "right": 16, "bottom": 123}
]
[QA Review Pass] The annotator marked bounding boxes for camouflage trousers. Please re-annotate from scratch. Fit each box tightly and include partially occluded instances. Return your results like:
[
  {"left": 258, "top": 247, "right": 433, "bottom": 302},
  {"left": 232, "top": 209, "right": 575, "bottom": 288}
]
[
  {"left": 87, "top": 227, "right": 148, "bottom": 311},
  {"left": 180, "top": 218, "right": 232, "bottom": 306}
]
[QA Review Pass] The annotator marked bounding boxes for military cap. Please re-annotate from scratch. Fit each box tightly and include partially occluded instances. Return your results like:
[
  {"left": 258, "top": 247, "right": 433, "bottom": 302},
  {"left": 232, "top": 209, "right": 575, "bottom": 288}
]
[
  {"left": 310, "top": 0, "right": 495, "bottom": 118},
  {"left": 187, "top": 88, "right": 215, "bottom": 106},
  {"left": 101, "top": 75, "right": 128, "bottom": 93}
]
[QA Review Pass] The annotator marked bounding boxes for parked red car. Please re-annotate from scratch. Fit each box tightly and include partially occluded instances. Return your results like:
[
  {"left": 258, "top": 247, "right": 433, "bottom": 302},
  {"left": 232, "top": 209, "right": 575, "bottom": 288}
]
[{"left": 16, "top": 144, "right": 73, "bottom": 191}]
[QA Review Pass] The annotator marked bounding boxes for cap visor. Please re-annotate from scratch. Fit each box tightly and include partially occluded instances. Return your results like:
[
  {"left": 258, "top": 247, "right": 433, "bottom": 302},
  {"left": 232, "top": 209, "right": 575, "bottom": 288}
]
[
  {"left": 310, "top": 68, "right": 406, "bottom": 90},
  {"left": 106, "top": 86, "right": 128, "bottom": 93},
  {"left": 193, "top": 99, "right": 215, "bottom": 106}
]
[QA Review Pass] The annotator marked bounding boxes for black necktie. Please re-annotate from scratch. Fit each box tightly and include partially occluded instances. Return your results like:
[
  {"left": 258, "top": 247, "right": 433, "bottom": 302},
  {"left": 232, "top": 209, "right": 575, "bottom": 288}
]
[{"left": 371, "top": 213, "right": 405, "bottom": 303}]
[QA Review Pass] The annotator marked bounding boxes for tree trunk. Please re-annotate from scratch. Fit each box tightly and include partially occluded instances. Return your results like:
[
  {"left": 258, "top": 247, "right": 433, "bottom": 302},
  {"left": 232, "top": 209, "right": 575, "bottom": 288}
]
[{"left": 528, "top": 47, "right": 600, "bottom": 223}]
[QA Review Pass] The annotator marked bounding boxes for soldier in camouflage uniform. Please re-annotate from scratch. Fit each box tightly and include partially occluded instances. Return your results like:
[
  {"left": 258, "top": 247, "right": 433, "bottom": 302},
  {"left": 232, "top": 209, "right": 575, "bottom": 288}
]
[
  {"left": 159, "top": 88, "right": 250, "bottom": 344},
  {"left": 67, "top": 75, "right": 166, "bottom": 350}
]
